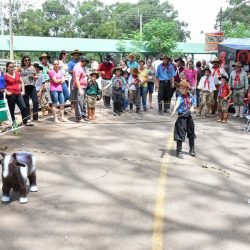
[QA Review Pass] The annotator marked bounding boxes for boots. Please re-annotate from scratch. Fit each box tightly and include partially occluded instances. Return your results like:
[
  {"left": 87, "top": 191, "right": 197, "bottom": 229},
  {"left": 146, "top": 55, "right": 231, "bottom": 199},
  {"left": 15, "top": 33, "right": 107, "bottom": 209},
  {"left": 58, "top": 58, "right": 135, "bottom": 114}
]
[
  {"left": 239, "top": 106, "right": 244, "bottom": 119},
  {"left": 164, "top": 102, "right": 168, "bottom": 113},
  {"left": 158, "top": 102, "right": 163, "bottom": 114},
  {"left": 233, "top": 106, "right": 239, "bottom": 117},
  {"left": 103, "top": 96, "right": 108, "bottom": 108},
  {"left": 176, "top": 141, "right": 184, "bottom": 159},
  {"left": 107, "top": 96, "right": 111, "bottom": 108},
  {"left": 130, "top": 103, "right": 133, "bottom": 111},
  {"left": 217, "top": 110, "right": 223, "bottom": 122},
  {"left": 189, "top": 138, "right": 196, "bottom": 157}
]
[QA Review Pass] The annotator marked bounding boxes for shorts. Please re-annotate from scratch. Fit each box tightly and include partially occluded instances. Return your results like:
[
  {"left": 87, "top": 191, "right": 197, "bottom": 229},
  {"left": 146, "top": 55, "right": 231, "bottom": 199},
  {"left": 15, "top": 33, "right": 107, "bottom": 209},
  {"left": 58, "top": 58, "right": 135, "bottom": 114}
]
[
  {"left": 148, "top": 82, "right": 154, "bottom": 94},
  {"left": 50, "top": 90, "right": 65, "bottom": 105}
]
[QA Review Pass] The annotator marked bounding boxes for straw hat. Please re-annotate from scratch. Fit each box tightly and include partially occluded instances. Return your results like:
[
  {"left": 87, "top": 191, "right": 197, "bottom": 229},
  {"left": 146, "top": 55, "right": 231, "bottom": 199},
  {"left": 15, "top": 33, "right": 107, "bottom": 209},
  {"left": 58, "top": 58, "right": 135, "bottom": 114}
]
[
  {"left": 177, "top": 80, "right": 190, "bottom": 89},
  {"left": 211, "top": 57, "right": 221, "bottom": 64},
  {"left": 232, "top": 62, "right": 243, "bottom": 68},
  {"left": 39, "top": 53, "right": 51, "bottom": 61}
]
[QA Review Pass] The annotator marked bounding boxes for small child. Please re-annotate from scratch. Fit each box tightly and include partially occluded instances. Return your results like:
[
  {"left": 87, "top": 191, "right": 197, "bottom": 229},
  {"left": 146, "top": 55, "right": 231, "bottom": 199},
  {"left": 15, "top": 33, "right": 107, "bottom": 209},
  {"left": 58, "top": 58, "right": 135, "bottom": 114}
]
[
  {"left": 85, "top": 72, "right": 101, "bottom": 120},
  {"left": 217, "top": 76, "right": 232, "bottom": 123},
  {"left": 171, "top": 80, "right": 196, "bottom": 159},
  {"left": 197, "top": 67, "right": 216, "bottom": 117},
  {"left": 111, "top": 67, "right": 127, "bottom": 116},
  {"left": 33, "top": 63, "right": 47, "bottom": 117},
  {"left": 176, "top": 72, "right": 186, "bottom": 97},
  {"left": 123, "top": 70, "right": 130, "bottom": 110},
  {"left": 128, "top": 68, "right": 141, "bottom": 113}
]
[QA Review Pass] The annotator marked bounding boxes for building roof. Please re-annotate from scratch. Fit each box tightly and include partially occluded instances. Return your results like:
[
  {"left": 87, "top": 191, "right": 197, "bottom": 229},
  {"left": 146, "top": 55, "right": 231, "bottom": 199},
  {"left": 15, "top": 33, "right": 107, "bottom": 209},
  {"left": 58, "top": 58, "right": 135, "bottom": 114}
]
[
  {"left": 0, "top": 35, "right": 210, "bottom": 54},
  {"left": 219, "top": 38, "right": 250, "bottom": 50}
]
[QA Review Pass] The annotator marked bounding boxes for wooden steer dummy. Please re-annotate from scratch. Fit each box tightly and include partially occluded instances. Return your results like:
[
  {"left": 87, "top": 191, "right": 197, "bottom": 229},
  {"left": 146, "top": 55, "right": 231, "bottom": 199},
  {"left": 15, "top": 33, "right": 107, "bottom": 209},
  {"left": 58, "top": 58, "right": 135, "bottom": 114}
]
[{"left": 0, "top": 152, "right": 37, "bottom": 204}]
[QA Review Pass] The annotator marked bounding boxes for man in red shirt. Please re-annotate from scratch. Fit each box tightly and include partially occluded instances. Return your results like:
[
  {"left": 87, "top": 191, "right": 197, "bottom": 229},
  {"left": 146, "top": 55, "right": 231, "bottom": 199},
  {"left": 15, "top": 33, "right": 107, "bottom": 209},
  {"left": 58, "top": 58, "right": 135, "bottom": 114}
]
[{"left": 97, "top": 54, "right": 114, "bottom": 108}]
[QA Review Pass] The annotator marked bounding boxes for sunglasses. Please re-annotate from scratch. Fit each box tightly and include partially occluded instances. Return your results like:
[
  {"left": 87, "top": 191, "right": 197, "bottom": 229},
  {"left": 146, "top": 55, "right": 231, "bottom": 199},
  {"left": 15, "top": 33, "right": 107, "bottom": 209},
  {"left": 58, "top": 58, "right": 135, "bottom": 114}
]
[
  {"left": 8, "top": 66, "right": 14, "bottom": 68},
  {"left": 24, "top": 59, "right": 30, "bottom": 62}
]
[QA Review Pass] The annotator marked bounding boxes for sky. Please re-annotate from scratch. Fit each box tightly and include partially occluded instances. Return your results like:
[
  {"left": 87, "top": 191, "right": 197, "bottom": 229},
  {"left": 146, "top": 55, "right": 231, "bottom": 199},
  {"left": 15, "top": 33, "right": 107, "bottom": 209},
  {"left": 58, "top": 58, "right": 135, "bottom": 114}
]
[{"left": 18, "top": 0, "right": 229, "bottom": 42}]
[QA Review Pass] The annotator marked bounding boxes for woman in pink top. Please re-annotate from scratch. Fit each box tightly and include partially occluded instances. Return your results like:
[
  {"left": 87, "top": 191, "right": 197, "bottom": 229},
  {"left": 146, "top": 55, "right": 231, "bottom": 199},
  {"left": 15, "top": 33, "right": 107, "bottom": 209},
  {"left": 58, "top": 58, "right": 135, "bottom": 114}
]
[
  {"left": 48, "top": 60, "right": 66, "bottom": 123},
  {"left": 184, "top": 60, "right": 197, "bottom": 95}
]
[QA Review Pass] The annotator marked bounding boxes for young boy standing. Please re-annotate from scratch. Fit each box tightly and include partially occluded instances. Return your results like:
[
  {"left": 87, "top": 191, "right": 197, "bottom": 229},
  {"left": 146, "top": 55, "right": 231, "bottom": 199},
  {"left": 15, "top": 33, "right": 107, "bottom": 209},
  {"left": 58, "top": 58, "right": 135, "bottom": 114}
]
[
  {"left": 111, "top": 67, "right": 126, "bottom": 116},
  {"left": 128, "top": 68, "right": 141, "bottom": 113},
  {"left": 171, "top": 80, "right": 196, "bottom": 159},
  {"left": 197, "top": 67, "right": 216, "bottom": 117},
  {"left": 85, "top": 72, "right": 101, "bottom": 120},
  {"left": 217, "top": 76, "right": 232, "bottom": 123}
]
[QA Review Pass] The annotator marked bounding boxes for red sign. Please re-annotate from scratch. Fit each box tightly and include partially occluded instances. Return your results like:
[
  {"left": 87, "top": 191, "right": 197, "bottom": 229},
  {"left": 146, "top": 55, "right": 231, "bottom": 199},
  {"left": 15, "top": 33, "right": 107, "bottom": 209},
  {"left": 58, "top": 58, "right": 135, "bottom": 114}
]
[{"left": 205, "top": 32, "right": 224, "bottom": 52}]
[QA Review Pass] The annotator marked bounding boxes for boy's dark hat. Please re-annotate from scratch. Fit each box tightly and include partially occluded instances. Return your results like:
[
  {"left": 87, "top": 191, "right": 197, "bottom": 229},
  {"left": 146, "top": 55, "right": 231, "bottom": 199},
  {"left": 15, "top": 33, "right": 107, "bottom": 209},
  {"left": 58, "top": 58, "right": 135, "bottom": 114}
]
[
  {"left": 174, "top": 57, "right": 185, "bottom": 64},
  {"left": 177, "top": 80, "right": 190, "bottom": 89},
  {"left": 218, "top": 76, "right": 229, "bottom": 82},
  {"left": 39, "top": 53, "right": 50, "bottom": 61},
  {"left": 112, "top": 67, "right": 124, "bottom": 75},
  {"left": 203, "top": 67, "right": 211, "bottom": 73},
  {"left": 90, "top": 72, "right": 100, "bottom": 79},
  {"left": 71, "top": 49, "right": 83, "bottom": 56},
  {"left": 105, "top": 54, "right": 113, "bottom": 61},
  {"left": 123, "top": 70, "right": 130, "bottom": 75},
  {"left": 33, "top": 62, "right": 43, "bottom": 70},
  {"left": 232, "top": 61, "right": 243, "bottom": 68},
  {"left": 80, "top": 56, "right": 89, "bottom": 63}
]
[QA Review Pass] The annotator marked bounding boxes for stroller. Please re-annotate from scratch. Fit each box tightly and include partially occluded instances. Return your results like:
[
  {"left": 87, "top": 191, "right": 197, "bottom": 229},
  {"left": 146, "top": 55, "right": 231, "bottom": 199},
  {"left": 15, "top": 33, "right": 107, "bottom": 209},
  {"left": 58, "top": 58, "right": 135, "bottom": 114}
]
[{"left": 0, "top": 93, "right": 13, "bottom": 133}]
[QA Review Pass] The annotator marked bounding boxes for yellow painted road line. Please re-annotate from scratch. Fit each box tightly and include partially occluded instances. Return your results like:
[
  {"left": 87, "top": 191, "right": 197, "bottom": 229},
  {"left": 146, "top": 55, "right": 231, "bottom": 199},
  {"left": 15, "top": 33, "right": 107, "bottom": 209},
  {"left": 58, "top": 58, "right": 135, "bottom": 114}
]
[{"left": 152, "top": 131, "right": 174, "bottom": 250}]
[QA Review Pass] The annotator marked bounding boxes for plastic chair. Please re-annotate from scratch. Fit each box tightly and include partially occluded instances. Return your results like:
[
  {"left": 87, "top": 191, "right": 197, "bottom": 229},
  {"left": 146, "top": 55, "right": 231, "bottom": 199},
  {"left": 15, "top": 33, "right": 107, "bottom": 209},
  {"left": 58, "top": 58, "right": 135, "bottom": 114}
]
[{"left": 0, "top": 93, "right": 13, "bottom": 128}]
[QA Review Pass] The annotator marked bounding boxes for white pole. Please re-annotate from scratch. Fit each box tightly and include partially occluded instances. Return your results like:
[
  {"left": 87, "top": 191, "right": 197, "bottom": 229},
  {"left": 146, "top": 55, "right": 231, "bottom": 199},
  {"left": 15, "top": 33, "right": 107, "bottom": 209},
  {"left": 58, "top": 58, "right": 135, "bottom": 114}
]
[
  {"left": 140, "top": 14, "right": 143, "bottom": 34},
  {"left": 0, "top": 1, "right": 4, "bottom": 58},
  {"left": 9, "top": 0, "right": 14, "bottom": 61}
]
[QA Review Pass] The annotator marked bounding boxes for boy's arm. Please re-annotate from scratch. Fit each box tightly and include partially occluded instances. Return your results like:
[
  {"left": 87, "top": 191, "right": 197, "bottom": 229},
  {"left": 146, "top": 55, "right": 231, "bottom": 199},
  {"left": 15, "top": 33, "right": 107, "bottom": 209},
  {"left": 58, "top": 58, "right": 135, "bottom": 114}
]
[{"left": 171, "top": 102, "right": 180, "bottom": 118}]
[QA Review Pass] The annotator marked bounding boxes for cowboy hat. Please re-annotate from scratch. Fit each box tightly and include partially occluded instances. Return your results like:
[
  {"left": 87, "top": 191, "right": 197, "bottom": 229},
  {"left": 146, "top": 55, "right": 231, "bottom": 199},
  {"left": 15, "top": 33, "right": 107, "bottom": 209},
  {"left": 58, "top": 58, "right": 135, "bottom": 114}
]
[
  {"left": 79, "top": 56, "right": 89, "bottom": 63},
  {"left": 177, "top": 80, "right": 190, "bottom": 89},
  {"left": 203, "top": 67, "right": 211, "bottom": 73},
  {"left": 127, "top": 53, "right": 135, "bottom": 59},
  {"left": 33, "top": 63, "right": 43, "bottom": 70},
  {"left": 89, "top": 72, "right": 100, "bottom": 79},
  {"left": 112, "top": 67, "right": 124, "bottom": 76},
  {"left": 211, "top": 57, "right": 222, "bottom": 64},
  {"left": 174, "top": 57, "right": 185, "bottom": 64},
  {"left": 39, "top": 53, "right": 51, "bottom": 61},
  {"left": 232, "top": 62, "right": 243, "bottom": 68},
  {"left": 218, "top": 76, "right": 229, "bottom": 82},
  {"left": 70, "top": 49, "right": 83, "bottom": 56}
]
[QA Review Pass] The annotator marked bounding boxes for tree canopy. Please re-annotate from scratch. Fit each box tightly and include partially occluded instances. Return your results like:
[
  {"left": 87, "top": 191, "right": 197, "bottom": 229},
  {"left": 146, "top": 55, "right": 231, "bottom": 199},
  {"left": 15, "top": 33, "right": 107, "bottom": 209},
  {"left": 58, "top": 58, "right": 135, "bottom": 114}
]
[
  {"left": 214, "top": 0, "right": 250, "bottom": 38},
  {"left": 4, "top": 0, "right": 190, "bottom": 42}
]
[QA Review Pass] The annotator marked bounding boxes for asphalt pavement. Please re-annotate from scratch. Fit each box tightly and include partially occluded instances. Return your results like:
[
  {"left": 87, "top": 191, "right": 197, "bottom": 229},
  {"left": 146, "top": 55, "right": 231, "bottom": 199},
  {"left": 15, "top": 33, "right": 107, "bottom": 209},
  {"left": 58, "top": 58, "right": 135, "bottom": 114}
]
[{"left": 0, "top": 100, "right": 249, "bottom": 250}]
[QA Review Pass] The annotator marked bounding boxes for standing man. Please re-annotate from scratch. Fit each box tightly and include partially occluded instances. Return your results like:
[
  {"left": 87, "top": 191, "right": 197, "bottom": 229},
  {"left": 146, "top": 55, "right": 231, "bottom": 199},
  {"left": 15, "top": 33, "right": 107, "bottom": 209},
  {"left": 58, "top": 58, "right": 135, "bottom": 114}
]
[
  {"left": 173, "top": 57, "right": 185, "bottom": 98},
  {"left": 126, "top": 54, "right": 139, "bottom": 71},
  {"left": 210, "top": 58, "right": 228, "bottom": 114},
  {"left": 97, "top": 54, "right": 114, "bottom": 108},
  {"left": 228, "top": 62, "right": 248, "bottom": 119},
  {"left": 68, "top": 49, "right": 83, "bottom": 112},
  {"left": 196, "top": 60, "right": 206, "bottom": 107},
  {"left": 156, "top": 55, "right": 176, "bottom": 114},
  {"left": 72, "top": 56, "right": 89, "bottom": 122}
]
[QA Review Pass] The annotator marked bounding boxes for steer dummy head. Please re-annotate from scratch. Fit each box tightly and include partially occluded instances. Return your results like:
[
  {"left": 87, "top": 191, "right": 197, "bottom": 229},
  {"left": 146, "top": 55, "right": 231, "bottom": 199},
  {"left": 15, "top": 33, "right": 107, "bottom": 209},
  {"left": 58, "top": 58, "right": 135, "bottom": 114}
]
[{"left": 0, "top": 152, "right": 27, "bottom": 178}]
